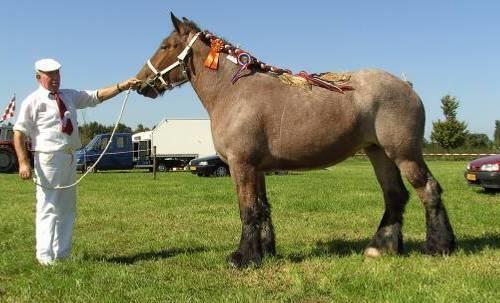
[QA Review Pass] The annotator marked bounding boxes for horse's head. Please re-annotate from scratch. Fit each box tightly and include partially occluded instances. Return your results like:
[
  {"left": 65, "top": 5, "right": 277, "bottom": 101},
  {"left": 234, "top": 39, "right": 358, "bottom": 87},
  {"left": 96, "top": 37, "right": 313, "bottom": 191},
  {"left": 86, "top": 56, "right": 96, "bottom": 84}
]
[{"left": 136, "top": 13, "right": 201, "bottom": 98}]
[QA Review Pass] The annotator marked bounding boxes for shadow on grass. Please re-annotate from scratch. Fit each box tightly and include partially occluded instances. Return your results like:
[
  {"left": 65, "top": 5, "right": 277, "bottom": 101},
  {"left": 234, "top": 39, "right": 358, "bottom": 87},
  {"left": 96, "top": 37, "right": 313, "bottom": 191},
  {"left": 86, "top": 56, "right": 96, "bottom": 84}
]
[
  {"left": 281, "top": 238, "right": 369, "bottom": 263},
  {"left": 477, "top": 188, "right": 500, "bottom": 195},
  {"left": 404, "top": 233, "right": 500, "bottom": 255},
  {"left": 281, "top": 233, "right": 500, "bottom": 263},
  {"left": 456, "top": 233, "right": 500, "bottom": 253},
  {"left": 86, "top": 246, "right": 208, "bottom": 264}
]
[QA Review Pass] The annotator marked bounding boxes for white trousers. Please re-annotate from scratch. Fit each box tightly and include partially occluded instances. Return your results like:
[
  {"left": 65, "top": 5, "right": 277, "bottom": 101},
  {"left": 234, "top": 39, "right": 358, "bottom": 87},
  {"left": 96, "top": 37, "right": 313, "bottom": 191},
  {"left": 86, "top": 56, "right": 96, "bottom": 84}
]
[{"left": 34, "top": 151, "right": 76, "bottom": 263}]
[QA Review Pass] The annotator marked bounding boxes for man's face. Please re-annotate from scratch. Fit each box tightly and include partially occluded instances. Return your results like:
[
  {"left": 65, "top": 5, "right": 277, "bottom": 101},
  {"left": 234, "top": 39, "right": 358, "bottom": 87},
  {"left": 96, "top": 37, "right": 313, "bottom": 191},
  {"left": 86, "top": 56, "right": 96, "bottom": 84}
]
[{"left": 37, "top": 70, "right": 60, "bottom": 92}]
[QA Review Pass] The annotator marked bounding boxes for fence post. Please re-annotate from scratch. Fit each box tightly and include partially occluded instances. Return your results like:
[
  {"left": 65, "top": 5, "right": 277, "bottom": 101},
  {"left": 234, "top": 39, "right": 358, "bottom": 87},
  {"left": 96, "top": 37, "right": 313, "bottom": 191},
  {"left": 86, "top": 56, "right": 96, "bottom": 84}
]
[{"left": 153, "top": 146, "right": 157, "bottom": 180}]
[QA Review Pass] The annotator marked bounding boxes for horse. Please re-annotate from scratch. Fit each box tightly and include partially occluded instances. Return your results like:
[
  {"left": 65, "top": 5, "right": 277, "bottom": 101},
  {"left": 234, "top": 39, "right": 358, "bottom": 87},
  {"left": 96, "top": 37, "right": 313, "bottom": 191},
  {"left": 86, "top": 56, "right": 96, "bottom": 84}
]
[{"left": 135, "top": 13, "right": 456, "bottom": 268}]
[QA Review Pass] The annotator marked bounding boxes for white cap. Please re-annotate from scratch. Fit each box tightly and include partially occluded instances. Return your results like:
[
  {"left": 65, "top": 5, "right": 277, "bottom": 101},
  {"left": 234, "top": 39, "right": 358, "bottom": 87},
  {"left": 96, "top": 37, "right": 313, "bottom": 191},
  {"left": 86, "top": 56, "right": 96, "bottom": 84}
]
[{"left": 35, "top": 58, "right": 61, "bottom": 72}]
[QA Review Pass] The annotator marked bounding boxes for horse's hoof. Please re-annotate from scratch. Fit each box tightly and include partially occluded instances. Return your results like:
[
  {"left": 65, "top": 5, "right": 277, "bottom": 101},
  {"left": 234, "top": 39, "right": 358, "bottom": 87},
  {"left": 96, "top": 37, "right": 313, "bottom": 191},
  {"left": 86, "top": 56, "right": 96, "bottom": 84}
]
[
  {"left": 364, "top": 247, "right": 382, "bottom": 258},
  {"left": 422, "top": 243, "right": 455, "bottom": 256},
  {"left": 226, "top": 251, "right": 261, "bottom": 269},
  {"left": 227, "top": 251, "right": 248, "bottom": 268}
]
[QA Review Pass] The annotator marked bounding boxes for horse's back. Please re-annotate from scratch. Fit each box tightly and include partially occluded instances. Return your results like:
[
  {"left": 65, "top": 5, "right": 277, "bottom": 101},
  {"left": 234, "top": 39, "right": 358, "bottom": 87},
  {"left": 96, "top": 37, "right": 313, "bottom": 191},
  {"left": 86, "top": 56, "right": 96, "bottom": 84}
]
[{"left": 211, "top": 68, "right": 426, "bottom": 169}]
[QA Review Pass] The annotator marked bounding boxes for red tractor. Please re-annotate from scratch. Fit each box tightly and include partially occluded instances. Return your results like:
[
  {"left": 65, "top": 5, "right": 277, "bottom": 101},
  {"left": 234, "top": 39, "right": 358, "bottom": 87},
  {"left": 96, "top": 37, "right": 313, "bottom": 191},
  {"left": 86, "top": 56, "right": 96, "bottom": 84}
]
[{"left": 0, "top": 124, "right": 19, "bottom": 172}]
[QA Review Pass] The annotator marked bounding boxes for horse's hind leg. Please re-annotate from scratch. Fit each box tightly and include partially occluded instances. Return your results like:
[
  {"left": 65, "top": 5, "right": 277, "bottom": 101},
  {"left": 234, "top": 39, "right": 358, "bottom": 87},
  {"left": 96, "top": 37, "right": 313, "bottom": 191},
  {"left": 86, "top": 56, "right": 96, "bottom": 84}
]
[
  {"left": 364, "top": 145, "right": 409, "bottom": 257},
  {"left": 397, "top": 157, "right": 456, "bottom": 254},
  {"left": 257, "top": 172, "right": 276, "bottom": 256}
]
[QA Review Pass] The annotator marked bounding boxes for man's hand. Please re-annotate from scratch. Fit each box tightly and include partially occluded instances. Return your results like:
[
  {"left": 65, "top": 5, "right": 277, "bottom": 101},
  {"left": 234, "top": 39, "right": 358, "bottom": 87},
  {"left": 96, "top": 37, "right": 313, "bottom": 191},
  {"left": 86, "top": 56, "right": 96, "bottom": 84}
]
[
  {"left": 119, "top": 78, "right": 142, "bottom": 91},
  {"left": 97, "top": 78, "right": 142, "bottom": 102},
  {"left": 18, "top": 162, "right": 32, "bottom": 180},
  {"left": 13, "top": 130, "right": 32, "bottom": 181}
]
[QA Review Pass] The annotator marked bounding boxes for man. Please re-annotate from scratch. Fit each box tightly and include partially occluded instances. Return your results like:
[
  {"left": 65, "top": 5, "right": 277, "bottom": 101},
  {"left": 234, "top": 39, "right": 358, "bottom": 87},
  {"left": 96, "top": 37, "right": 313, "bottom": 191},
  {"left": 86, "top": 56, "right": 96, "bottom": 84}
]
[{"left": 13, "top": 58, "right": 140, "bottom": 265}]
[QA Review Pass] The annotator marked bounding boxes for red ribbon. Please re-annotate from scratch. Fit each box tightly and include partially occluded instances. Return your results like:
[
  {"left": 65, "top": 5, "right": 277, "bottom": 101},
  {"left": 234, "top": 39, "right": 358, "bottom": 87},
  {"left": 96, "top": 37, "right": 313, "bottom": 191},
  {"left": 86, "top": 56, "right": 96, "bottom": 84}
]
[{"left": 296, "top": 71, "right": 354, "bottom": 94}]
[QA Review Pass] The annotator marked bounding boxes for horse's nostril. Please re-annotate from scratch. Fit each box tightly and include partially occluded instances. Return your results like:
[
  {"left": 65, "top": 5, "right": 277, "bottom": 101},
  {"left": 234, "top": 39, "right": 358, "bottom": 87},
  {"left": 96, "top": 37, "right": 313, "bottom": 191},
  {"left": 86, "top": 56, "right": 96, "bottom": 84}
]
[{"left": 137, "top": 85, "right": 144, "bottom": 94}]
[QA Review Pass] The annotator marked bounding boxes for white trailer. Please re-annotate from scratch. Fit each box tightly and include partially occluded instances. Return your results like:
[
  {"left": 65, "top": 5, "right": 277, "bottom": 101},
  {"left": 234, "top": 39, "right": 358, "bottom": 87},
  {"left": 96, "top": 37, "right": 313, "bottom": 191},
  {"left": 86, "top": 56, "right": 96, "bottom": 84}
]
[{"left": 133, "top": 119, "right": 215, "bottom": 171}]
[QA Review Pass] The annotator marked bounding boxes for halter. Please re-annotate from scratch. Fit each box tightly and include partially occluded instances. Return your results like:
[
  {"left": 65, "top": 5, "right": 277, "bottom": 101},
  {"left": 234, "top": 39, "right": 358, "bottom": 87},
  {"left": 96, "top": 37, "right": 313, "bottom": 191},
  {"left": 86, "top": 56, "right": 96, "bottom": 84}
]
[{"left": 144, "top": 32, "right": 201, "bottom": 95}]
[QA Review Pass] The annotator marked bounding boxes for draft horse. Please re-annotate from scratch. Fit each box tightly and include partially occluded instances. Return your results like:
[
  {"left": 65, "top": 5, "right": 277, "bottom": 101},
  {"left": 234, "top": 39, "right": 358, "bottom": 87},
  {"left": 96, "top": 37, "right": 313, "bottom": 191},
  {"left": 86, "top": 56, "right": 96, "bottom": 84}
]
[{"left": 135, "top": 13, "right": 455, "bottom": 268}]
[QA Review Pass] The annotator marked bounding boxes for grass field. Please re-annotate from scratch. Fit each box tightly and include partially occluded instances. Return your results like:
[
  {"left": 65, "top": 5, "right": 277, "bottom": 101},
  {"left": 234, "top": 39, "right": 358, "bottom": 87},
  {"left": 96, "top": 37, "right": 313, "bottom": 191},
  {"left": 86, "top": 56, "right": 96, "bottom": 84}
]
[{"left": 1, "top": 159, "right": 499, "bottom": 302}]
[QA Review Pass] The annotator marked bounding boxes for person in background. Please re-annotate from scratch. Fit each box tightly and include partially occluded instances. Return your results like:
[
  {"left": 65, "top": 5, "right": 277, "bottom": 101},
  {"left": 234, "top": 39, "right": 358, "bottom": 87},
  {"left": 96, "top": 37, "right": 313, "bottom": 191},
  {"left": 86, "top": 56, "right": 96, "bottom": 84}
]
[{"left": 13, "top": 58, "right": 141, "bottom": 265}]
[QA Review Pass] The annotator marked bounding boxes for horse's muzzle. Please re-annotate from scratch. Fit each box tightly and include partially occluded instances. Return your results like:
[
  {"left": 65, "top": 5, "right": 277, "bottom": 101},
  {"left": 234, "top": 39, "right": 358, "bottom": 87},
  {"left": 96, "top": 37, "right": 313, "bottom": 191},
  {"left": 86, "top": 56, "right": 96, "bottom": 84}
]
[
  {"left": 136, "top": 83, "right": 146, "bottom": 95},
  {"left": 137, "top": 82, "right": 160, "bottom": 99}
]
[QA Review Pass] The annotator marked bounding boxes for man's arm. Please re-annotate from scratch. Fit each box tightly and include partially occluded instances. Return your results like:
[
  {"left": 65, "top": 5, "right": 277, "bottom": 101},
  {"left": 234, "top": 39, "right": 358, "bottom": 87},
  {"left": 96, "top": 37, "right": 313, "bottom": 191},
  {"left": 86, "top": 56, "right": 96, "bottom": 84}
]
[
  {"left": 14, "top": 130, "right": 32, "bottom": 180},
  {"left": 97, "top": 78, "right": 141, "bottom": 102}
]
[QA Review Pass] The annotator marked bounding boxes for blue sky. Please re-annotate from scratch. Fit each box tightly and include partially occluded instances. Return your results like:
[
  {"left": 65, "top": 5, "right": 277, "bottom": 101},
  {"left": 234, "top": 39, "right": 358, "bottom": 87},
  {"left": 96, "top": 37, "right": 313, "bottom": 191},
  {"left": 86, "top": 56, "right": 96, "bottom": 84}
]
[{"left": 1, "top": 1, "right": 499, "bottom": 139}]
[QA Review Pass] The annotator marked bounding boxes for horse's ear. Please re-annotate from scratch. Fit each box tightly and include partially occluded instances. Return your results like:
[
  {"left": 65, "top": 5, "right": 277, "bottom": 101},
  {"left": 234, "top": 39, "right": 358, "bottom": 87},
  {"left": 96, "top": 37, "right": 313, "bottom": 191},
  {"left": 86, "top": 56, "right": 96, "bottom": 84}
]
[
  {"left": 170, "top": 12, "right": 182, "bottom": 33},
  {"left": 182, "top": 17, "right": 190, "bottom": 23}
]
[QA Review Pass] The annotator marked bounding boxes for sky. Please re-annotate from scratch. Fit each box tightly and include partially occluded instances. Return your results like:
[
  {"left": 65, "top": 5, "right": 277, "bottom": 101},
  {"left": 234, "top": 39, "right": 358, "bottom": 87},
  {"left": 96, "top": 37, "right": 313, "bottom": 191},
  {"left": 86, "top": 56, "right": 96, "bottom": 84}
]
[{"left": 1, "top": 1, "right": 499, "bottom": 139}]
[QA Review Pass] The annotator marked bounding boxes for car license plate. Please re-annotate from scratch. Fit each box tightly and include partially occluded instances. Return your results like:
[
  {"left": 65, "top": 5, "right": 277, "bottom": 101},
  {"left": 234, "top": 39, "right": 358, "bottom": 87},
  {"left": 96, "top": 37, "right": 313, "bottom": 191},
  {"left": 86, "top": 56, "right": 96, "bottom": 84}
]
[
  {"left": 190, "top": 166, "right": 196, "bottom": 171},
  {"left": 466, "top": 173, "right": 476, "bottom": 181}
]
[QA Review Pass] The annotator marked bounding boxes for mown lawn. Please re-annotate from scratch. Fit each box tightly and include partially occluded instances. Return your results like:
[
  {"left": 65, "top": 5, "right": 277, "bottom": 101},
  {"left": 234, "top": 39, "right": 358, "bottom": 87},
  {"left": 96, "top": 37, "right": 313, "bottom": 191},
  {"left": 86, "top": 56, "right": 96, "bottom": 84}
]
[{"left": 0, "top": 159, "right": 499, "bottom": 302}]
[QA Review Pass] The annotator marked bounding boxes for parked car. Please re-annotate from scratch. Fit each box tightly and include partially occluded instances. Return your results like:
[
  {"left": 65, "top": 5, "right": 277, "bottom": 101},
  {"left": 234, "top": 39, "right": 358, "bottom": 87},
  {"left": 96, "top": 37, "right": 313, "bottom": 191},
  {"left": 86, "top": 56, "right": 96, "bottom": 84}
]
[
  {"left": 76, "top": 133, "right": 134, "bottom": 173},
  {"left": 464, "top": 154, "right": 500, "bottom": 190},
  {"left": 188, "top": 154, "right": 229, "bottom": 177}
]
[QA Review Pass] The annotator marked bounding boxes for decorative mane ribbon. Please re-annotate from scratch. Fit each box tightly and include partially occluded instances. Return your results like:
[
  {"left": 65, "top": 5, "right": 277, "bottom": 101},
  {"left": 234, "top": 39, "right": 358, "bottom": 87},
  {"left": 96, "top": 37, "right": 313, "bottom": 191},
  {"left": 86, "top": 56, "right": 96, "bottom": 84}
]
[
  {"left": 201, "top": 31, "right": 355, "bottom": 93},
  {"left": 231, "top": 52, "right": 253, "bottom": 84},
  {"left": 296, "top": 71, "right": 354, "bottom": 94}
]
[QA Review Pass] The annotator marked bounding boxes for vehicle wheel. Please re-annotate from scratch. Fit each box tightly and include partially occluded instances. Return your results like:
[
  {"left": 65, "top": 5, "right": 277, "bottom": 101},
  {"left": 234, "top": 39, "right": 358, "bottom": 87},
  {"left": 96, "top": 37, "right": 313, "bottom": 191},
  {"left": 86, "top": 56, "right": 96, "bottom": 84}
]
[
  {"left": 213, "top": 166, "right": 228, "bottom": 177},
  {"left": 158, "top": 163, "right": 167, "bottom": 172},
  {"left": 0, "top": 149, "right": 17, "bottom": 173}
]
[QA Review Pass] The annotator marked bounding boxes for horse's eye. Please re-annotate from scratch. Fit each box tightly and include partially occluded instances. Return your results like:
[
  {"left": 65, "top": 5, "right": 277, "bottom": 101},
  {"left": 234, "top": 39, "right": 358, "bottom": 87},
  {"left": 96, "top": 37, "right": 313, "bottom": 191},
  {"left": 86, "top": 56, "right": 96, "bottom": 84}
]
[{"left": 160, "top": 44, "right": 167, "bottom": 50}]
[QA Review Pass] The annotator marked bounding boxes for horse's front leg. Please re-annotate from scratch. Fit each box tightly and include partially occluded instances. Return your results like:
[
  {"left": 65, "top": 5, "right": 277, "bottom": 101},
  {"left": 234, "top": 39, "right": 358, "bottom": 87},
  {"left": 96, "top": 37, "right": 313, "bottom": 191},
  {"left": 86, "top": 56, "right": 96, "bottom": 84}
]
[
  {"left": 227, "top": 161, "right": 263, "bottom": 268},
  {"left": 257, "top": 172, "right": 276, "bottom": 256}
]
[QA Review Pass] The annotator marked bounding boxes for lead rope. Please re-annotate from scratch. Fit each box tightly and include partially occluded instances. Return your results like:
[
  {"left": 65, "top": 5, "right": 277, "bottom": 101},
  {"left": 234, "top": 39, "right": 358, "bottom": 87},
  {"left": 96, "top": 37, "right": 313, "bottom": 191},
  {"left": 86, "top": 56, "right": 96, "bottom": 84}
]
[{"left": 32, "top": 88, "right": 132, "bottom": 190}]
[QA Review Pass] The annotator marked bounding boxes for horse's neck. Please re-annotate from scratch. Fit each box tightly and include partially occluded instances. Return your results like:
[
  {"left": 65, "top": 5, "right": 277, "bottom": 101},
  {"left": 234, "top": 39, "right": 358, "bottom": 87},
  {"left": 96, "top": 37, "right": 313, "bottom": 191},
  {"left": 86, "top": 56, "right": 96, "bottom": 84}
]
[{"left": 189, "top": 41, "right": 239, "bottom": 113}]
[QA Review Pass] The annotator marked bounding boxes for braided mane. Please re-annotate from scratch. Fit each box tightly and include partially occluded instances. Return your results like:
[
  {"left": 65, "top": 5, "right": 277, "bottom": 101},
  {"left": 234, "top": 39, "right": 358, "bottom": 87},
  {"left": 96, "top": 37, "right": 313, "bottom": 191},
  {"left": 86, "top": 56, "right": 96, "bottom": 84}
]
[{"left": 183, "top": 22, "right": 354, "bottom": 93}]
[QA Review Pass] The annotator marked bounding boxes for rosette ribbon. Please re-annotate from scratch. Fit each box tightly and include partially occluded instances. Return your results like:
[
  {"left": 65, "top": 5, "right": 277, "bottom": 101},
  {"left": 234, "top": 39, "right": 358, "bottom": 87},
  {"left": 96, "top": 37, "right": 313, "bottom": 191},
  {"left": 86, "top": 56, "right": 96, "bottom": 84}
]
[
  {"left": 231, "top": 52, "right": 252, "bottom": 84},
  {"left": 204, "top": 38, "right": 225, "bottom": 70}
]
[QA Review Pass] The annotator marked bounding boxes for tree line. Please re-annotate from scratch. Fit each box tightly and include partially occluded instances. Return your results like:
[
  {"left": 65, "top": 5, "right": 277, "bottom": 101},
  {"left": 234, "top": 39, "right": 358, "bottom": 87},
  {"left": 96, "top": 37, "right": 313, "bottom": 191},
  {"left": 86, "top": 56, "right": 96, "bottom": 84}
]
[
  {"left": 78, "top": 122, "right": 150, "bottom": 146},
  {"left": 430, "top": 95, "right": 499, "bottom": 151}
]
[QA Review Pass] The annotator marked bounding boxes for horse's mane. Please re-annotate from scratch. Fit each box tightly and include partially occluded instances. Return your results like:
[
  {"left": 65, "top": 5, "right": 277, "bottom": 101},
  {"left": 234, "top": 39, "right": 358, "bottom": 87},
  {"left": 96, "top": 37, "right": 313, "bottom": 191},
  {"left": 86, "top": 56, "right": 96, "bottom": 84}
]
[
  {"left": 180, "top": 19, "right": 283, "bottom": 73},
  {"left": 183, "top": 20, "right": 353, "bottom": 93}
]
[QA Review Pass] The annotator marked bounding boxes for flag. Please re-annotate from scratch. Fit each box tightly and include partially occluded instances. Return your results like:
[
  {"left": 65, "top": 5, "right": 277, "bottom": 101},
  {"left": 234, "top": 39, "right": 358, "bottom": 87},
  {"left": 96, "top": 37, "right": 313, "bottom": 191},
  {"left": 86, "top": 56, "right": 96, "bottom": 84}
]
[{"left": 0, "top": 96, "right": 15, "bottom": 123}]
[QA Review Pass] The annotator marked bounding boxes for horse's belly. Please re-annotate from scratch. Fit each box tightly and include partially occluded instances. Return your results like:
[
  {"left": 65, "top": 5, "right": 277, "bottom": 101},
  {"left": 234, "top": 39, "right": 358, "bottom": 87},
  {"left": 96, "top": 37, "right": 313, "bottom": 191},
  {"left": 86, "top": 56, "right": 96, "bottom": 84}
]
[{"left": 263, "top": 135, "right": 362, "bottom": 170}]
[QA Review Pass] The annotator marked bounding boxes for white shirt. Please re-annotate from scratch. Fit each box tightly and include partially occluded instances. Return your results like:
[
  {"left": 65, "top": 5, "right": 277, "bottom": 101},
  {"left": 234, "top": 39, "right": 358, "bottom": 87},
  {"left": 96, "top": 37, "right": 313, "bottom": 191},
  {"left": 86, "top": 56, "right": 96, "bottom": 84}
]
[{"left": 14, "top": 86, "right": 100, "bottom": 152}]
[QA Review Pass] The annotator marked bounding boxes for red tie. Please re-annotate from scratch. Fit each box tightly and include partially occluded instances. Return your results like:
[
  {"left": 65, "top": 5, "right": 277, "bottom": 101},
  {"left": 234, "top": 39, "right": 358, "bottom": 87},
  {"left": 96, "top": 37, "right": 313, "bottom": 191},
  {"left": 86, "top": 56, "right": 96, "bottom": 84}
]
[{"left": 53, "top": 92, "right": 74, "bottom": 135}]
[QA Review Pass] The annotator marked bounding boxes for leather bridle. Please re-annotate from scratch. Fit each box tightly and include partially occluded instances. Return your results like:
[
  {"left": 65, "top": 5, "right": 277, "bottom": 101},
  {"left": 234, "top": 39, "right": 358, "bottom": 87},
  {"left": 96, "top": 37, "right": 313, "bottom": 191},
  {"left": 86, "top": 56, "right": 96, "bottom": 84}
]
[{"left": 142, "top": 32, "right": 201, "bottom": 96}]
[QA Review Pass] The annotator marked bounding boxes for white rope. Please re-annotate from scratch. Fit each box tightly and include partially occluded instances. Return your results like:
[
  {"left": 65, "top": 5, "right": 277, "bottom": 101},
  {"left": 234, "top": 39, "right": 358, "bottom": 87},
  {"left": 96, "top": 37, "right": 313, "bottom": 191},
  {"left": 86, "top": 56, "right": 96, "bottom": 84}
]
[{"left": 32, "top": 89, "right": 132, "bottom": 190}]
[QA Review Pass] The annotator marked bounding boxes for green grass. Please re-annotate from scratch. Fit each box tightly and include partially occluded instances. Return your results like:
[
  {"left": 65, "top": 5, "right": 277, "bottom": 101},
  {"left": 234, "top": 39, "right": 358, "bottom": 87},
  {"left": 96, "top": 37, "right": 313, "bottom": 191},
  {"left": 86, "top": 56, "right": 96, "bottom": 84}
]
[{"left": 0, "top": 159, "right": 499, "bottom": 302}]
